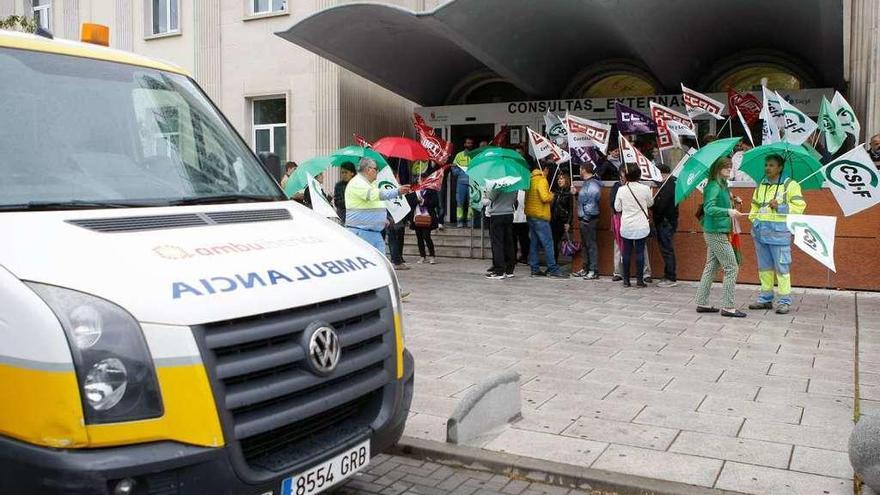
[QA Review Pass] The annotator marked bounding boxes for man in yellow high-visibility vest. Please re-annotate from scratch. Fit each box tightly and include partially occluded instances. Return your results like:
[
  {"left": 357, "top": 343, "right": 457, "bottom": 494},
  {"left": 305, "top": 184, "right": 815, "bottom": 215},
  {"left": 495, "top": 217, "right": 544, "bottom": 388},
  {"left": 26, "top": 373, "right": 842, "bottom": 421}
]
[
  {"left": 451, "top": 137, "right": 475, "bottom": 227},
  {"left": 747, "top": 154, "right": 806, "bottom": 315}
]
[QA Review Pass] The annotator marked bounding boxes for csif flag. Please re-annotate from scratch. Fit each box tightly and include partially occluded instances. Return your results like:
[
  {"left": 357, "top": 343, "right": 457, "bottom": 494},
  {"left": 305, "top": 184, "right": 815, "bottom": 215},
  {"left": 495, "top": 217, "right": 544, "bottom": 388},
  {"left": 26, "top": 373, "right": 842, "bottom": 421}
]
[
  {"left": 760, "top": 91, "right": 782, "bottom": 144},
  {"left": 412, "top": 113, "right": 453, "bottom": 164},
  {"left": 565, "top": 112, "right": 611, "bottom": 163},
  {"left": 831, "top": 91, "right": 860, "bottom": 141},
  {"left": 353, "top": 134, "right": 373, "bottom": 148},
  {"left": 786, "top": 214, "right": 837, "bottom": 272},
  {"left": 776, "top": 91, "right": 818, "bottom": 146},
  {"left": 737, "top": 107, "right": 755, "bottom": 147},
  {"left": 376, "top": 165, "right": 412, "bottom": 223},
  {"left": 762, "top": 87, "right": 787, "bottom": 131},
  {"left": 544, "top": 112, "right": 568, "bottom": 146},
  {"left": 818, "top": 96, "right": 846, "bottom": 154},
  {"left": 681, "top": 84, "right": 725, "bottom": 119},
  {"left": 306, "top": 173, "right": 339, "bottom": 219},
  {"left": 727, "top": 88, "right": 761, "bottom": 127},
  {"left": 821, "top": 146, "right": 880, "bottom": 216},
  {"left": 412, "top": 164, "right": 449, "bottom": 192},
  {"left": 619, "top": 133, "right": 661, "bottom": 181},
  {"left": 650, "top": 101, "right": 696, "bottom": 150},
  {"left": 615, "top": 102, "right": 657, "bottom": 135},
  {"left": 527, "top": 127, "right": 569, "bottom": 165}
]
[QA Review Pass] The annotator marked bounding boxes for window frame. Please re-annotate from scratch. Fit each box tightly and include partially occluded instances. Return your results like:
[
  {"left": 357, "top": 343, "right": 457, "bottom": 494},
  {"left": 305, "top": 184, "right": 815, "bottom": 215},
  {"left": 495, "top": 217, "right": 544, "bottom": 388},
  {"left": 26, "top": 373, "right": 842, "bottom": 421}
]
[
  {"left": 147, "top": 0, "right": 180, "bottom": 38},
  {"left": 251, "top": 0, "right": 287, "bottom": 15},
  {"left": 32, "top": 0, "right": 51, "bottom": 31},
  {"left": 250, "top": 96, "right": 288, "bottom": 162}
]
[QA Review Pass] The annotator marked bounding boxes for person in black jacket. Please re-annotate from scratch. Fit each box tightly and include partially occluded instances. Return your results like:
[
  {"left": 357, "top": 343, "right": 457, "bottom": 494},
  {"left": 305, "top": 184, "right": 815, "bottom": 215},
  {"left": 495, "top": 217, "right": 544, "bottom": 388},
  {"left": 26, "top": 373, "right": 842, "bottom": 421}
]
[
  {"left": 653, "top": 163, "right": 679, "bottom": 287},
  {"left": 550, "top": 170, "right": 574, "bottom": 261},
  {"left": 333, "top": 162, "right": 356, "bottom": 220},
  {"left": 411, "top": 185, "right": 439, "bottom": 264}
]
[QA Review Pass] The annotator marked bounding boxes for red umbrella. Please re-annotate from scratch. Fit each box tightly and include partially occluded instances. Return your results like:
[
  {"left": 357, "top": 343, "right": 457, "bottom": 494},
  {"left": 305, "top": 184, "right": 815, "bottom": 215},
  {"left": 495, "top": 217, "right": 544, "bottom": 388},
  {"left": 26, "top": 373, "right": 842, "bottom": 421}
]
[{"left": 372, "top": 137, "right": 430, "bottom": 161}]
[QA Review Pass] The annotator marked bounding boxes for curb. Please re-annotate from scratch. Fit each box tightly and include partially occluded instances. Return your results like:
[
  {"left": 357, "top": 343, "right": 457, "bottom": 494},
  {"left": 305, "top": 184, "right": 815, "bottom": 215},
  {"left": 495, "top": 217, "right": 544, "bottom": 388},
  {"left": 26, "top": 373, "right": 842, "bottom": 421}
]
[{"left": 390, "top": 436, "right": 747, "bottom": 495}]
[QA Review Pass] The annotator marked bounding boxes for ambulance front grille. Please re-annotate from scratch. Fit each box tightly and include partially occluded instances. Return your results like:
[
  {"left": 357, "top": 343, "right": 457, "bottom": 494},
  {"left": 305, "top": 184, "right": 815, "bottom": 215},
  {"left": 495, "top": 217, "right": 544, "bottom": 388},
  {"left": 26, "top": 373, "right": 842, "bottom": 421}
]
[
  {"left": 194, "top": 288, "right": 394, "bottom": 474},
  {"left": 68, "top": 208, "right": 291, "bottom": 232}
]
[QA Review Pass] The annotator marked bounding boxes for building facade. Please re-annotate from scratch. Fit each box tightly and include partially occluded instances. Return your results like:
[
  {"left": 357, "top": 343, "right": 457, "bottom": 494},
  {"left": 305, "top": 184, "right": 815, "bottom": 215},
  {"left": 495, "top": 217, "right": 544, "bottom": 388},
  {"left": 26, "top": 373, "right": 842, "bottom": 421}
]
[{"left": 0, "top": 0, "right": 444, "bottom": 186}]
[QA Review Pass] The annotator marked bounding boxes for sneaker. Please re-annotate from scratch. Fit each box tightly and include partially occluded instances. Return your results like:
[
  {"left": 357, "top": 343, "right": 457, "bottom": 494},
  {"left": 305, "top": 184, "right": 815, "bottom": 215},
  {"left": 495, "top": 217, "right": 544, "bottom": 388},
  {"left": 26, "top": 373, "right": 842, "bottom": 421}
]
[
  {"left": 438, "top": 224, "right": 445, "bottom": 231},
  {"left": 530, "top": 271, "right": 547, "bottom": 277},
  {"left": 622, "top": 281, "right": 632, "bottom": 287},
  {"left": 643, "top": 277, "right": 653, "bottom": 284},
  {"left": 584, "top": 271, "right": 599, "bottom": 280},
  {"left": 417, "top": 257, "right": 426, "bottom": 264},
  {"left": 548, "top": 271, "right": 569, "bottom": 279},
  {"left": 486, "top": 267, "right": 495, "bottom": 274},
  {"left": 636, "top": 281, "right": 648, "bottom": 288},
  {"left": 775, "top": 304, "right": 791, "bottom": 315},
  {"left": 748, "top": 302, "right": 773, "bottom": 310},
  {"left": 457, "top": 222, "right": 465, "bottom": 228},
  {"left": 657, "top": 280, "right": 678, "bottom": 288},
  {"left": 485, "top": 273, "right": 505, "bottom": 280},
  {"left": 394, "top": 263, "right": 410, "bottom": 271},
  {"left": 503, "top": 273, "right": 515, "bottom": 279},
  {"left": 428, "top": 257, "right": 436, "bottom": 265},
  {"left": 572, "top": 269, "right": 587, "bottom": 278},
  {"left": 612, "top": 275, "right": 623, "bottom": 282}
]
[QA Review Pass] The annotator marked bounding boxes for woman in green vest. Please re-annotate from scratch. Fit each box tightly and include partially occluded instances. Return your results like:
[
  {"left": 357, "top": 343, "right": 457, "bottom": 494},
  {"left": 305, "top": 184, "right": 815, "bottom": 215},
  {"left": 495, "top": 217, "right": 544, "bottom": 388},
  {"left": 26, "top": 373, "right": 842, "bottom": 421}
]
[{"left": 695, "top": 157, "right": 747, "bottom": 318}]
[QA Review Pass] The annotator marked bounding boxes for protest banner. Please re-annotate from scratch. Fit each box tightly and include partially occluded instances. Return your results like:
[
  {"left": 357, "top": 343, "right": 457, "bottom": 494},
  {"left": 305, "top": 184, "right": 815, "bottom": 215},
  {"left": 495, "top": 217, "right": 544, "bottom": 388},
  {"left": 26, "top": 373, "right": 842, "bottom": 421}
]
[
  {"left": 682, "top": 84, "right": 725, "bottom": 119},
  {"left": 620, "top": 133, "right": 661, "bottom": 181},
  {"left": 786, "top": 214, "right": 837, "bottom": 271},
  {"left": 377, "top": 165, "right": 411, "bottom": 222},
  {"left": 650, "top": 101, "right": 696, "bottom": 150},
  {"left": 821, "top": 146, "right": 880, "bottom": 216}
]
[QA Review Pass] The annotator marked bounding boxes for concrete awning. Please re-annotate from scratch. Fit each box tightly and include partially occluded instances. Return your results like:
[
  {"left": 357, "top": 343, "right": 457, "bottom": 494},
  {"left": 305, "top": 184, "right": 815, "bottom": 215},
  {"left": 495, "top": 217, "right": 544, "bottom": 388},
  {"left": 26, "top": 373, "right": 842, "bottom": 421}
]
[{"left": 277, "top": 0, "right": 844, "bottom": 106}]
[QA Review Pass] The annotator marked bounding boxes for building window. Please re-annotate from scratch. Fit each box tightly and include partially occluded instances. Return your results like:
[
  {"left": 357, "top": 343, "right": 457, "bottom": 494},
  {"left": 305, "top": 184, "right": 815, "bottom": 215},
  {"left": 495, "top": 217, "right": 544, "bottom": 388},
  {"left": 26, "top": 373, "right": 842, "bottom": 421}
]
[
  {"left": 33, "top": 0, "right": 51, "bottom": 31},
  {"left": 252, "top": 0, "right": 287, "bottom": 15},
  {"left": 151, "top": 0, "right": 179, "bottom": 35},
  {"left": 712, "top": 65, "right": 802, "bottom": 92},
  {"left": 252, "top": 97, "right": 287, "bottom": 161},
  {"left": 581, "top": 74, "right": 657, "bottom": 98}
]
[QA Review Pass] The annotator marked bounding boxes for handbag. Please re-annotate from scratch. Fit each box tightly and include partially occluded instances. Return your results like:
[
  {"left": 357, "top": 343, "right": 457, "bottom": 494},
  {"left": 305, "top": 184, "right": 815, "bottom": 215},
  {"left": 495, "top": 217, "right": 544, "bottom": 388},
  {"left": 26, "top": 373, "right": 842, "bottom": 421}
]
[
  {"left": 413, "top": 205, "right": 433, "bottom": 229},
  {"left": 626, "top": 183, "right": 655, "bottom": 238},
  {"left": 560, "top": 235, "right": 581, "bottom": 257}
]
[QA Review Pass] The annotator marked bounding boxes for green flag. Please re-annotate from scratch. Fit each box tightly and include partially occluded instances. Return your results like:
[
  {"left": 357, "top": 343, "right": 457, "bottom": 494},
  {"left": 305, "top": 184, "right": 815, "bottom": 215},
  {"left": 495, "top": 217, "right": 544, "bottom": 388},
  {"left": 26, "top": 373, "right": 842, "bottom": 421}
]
[{"left": 818, "top": 96, "right": 846, "bottom": 155}]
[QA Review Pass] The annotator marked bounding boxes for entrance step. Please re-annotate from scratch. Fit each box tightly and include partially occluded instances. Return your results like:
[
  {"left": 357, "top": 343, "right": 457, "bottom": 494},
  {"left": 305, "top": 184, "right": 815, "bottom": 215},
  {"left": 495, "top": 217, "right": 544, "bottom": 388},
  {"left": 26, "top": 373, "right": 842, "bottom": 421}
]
[{"left": 401, "top": 226, "right": 491, "bottom": 259}]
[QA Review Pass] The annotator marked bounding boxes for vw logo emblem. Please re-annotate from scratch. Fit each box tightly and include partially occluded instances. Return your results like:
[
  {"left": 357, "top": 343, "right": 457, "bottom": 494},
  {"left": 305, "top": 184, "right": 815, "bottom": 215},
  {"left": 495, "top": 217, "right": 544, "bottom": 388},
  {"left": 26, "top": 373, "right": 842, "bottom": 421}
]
[{"left": 308, "top": 325, "right": 341, "bottom": 374}]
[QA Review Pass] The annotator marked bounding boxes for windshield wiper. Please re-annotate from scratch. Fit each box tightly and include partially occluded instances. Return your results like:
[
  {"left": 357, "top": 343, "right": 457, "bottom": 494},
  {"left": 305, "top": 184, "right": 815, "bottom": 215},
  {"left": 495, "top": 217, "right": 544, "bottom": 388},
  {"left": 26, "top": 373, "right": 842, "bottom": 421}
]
[
  {"left": 166, "top": 194, "right": 283, "bottom": 206},
  {"left": 0, "top": 200, "right": 147, "bottom": 211}
]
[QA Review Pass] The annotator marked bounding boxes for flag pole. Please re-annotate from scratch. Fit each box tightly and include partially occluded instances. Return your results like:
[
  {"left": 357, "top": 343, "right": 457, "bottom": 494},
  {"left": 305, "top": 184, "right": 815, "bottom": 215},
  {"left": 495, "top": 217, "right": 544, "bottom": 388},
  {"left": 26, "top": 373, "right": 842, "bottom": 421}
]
[{"left": 717, "top": 116, "right": 732, "bottom": 137}]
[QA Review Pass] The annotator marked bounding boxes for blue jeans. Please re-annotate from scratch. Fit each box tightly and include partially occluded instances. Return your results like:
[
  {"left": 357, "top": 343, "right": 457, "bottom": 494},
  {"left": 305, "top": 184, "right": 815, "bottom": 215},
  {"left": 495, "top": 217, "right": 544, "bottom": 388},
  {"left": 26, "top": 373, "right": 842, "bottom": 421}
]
[
  {"left": 621, "top": 237, "right": 647, "bottom": 284},
  {"left": 349, "top": 227, "right": 385, "bottom": 254},
  {"left": 387, "top": 222, "right": 406, "bottom": 265},
  {"left": 527, "top": 218, "right": 560, "bottom": 274}
]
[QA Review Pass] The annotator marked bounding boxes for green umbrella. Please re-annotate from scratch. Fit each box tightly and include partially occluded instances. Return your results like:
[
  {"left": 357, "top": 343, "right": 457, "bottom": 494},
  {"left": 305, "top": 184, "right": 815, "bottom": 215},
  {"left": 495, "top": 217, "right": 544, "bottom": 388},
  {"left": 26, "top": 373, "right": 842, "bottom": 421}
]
[
  {"left": 467, "top": 147, "right": 531, "bottom": 192},
  {"left": 674, "top": 137, "right": 741, "bottom": 204},
  {"left": 284, "top": 155, "right": 335, "bottom": 196},
  {"left": 330, "top": 145, "right": 390, "bottom": 169},
  {"left": 739, "top": 142, "right": 826, "bottom": 190}
]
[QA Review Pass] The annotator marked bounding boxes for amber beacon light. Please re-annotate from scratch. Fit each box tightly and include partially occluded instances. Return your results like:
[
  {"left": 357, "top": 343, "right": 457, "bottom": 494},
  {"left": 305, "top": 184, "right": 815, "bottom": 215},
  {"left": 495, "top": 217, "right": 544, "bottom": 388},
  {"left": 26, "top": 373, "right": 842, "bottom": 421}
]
[{"left": 80, "top": 23, "right": 110, "bottom": 46}]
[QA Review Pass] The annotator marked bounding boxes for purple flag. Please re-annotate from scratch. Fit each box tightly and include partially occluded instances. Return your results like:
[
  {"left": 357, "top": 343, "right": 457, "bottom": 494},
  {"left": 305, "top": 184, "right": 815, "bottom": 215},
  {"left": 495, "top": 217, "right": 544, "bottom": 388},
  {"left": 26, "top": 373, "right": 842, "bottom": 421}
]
[{"left": 615, "top": 102, "right": 657, "bottom": 135}]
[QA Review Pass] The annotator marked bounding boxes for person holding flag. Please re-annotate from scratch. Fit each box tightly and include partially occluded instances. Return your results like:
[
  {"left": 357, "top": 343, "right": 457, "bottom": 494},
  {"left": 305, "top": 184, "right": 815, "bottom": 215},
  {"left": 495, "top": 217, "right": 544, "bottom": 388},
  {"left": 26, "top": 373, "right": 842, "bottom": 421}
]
[
  {"left": 747, "top": 154, "right": 807, "bottom": 315},
  {"left": 452, "top": 137, "right": 476, "bottom": 228},
  {"left": 345, "top": 157, "right": 412, "bottom": 253},
  {"left": 525, "top": 161, "right": 567, "bottom": 278}
]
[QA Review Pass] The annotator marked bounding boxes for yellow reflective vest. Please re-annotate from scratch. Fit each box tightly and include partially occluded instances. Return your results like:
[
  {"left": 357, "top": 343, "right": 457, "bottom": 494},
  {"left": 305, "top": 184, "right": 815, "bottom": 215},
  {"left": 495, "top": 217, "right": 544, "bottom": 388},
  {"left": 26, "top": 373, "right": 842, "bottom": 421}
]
[{"left": 749, "top": 177, "right": 806, "bottom": 244}]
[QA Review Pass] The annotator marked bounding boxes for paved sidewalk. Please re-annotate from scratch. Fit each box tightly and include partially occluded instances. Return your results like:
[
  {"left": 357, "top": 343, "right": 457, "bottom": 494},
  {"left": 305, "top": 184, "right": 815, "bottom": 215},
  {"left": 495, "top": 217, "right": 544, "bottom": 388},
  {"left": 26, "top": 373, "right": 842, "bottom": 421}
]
[
  {"left": 340, "top": 453, "right": 604, "bottom": 495},
  {"left": 396, "top": 258, "right": 880, "bottom": 495}
]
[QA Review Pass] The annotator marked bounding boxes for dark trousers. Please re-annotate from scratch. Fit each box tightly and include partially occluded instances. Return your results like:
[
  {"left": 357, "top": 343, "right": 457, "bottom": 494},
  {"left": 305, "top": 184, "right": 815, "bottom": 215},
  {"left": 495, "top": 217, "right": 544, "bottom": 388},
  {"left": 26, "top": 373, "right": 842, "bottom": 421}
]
[
  {"left": 621, "top": 237, "right": 647, "bottom": 284},
  {"left": 551, "top": 221, "right": 566, "bottom": 260},
  {"left": 415, "top": 229, "right": 435, "bottom": 257},
  {"left": 656, "top": 219, "right": 677, "bottom": 281},
  {"left": 579, "top": 215, "right": 599, "bottom": 272},
  {"left": 513, "top": 222, "right": 530, "bottom": 262},
  {"left": 489, "top": 214, "right": 516, "bottom": 275},
  {"left": 388, "top": 223, "right": 406, "bottom": 265}
]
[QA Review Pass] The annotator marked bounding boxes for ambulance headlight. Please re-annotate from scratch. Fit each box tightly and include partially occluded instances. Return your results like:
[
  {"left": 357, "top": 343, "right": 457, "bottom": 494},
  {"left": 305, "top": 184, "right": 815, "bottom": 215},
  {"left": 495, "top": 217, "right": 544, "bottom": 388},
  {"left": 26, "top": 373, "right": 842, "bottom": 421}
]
[{"left": 27, "top": 283, "right": 163, "bottom": 424}]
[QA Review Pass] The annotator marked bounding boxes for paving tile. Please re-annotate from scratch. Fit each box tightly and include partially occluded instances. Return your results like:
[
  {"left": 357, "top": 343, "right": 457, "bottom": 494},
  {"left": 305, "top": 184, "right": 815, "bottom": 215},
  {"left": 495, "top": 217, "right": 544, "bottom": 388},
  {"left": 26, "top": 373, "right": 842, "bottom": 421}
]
[
  {"left": 739, "top": 419, "right": 852, "bottom": 452},
  {"left": 698, "top": 395, "right": 802, "bottom": 424},
  {"left": 580, "top": 367, "right": 672, "bottom": 390},
  {"left": 520, "top": 377, "right": 614, "bottom": 399},
  {"left": 715, "top": 462, "right": 853, "bottom": 495},
  {"left": 665, "top": 377, "right": 759, "bottom": 401},
  {"left": 604, "top": 385, "right": 705, "bottom": 411},
  {"left": 633, "top": 406, "right": 743, "bottom": 436},
  {"left": 669, "top": 431, "right": 791, "bottom": 468},
  {"left": 592, "top": 444, "right": 722, "bottom": 488},
  {"left": 484, "top": 428, "right": 607, "bottom": 466},
  {"left": 561, "top": 416, "right": 678, "bottom": 450},
  {"left": 404, "top": 413, "right": 448, "bottom": 442},
  {"left": 538, "top": 394, "right": 645, "bottom": 422},
  {"left": 790, "top": 446, "right": 854, "bottom": 479},
  {"left": 509, "top": 411, "right": 575, "bottom": 435}
]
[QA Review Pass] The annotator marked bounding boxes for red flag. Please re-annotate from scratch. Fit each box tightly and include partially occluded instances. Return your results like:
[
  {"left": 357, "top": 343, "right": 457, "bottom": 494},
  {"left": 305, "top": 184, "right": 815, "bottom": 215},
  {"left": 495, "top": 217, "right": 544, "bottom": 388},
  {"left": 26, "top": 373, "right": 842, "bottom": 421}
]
[
  {"left": 353, "top": 133, "right": 372, "bottom": 148},
  {"left": 491, "top": 126, "right": 509, "bottom": 146},
  {"left": 413, "top": 114, "right": 452, "bottom": 164},
  {"left": 727, "top": 88, "right": 761, "bottom": 127},
  {"left": 412, "top": 165, "right": 449, "bottom": 192}
]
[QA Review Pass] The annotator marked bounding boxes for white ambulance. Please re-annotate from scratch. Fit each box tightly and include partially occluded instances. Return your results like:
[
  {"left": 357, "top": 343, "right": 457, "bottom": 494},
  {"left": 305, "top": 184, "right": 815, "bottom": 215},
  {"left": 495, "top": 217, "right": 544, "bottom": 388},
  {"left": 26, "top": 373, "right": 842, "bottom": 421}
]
[{"left": 0, "top": 25, "right": 413, "bottom": 495}]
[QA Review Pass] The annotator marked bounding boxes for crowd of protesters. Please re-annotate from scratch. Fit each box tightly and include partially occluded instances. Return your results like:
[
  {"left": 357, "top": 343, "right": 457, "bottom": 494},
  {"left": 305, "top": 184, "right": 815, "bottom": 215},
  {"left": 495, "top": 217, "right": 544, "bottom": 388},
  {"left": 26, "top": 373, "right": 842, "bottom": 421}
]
[{"left": 281, "top": 131, "right": 880, "bottom": 318}]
